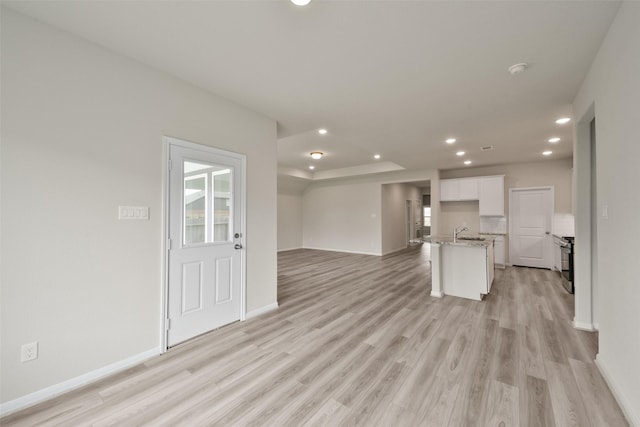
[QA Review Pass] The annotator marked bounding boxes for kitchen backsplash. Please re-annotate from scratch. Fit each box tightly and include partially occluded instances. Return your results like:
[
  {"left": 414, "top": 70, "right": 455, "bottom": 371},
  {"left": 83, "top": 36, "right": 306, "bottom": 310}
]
[
  {"left": 480, "top": 216, "right": 507, "bottom": 234},
  {"left": 552, "top": 213, "right": 575, "bottom": 237}
]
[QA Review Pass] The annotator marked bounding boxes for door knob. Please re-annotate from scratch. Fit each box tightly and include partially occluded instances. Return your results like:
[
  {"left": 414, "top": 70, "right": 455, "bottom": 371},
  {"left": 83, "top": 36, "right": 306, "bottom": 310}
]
[{"left": 234, "top": 244, "right": 243, "bottom": 250}]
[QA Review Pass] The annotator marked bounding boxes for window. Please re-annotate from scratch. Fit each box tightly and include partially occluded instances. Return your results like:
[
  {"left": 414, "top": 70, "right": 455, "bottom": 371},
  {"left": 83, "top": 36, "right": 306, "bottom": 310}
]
[
  {"left": 183, "top": 161, "right": 232, "bottom": 246},
  {"left": 423, "top": 206, "right": 431, "bottom": 237}
]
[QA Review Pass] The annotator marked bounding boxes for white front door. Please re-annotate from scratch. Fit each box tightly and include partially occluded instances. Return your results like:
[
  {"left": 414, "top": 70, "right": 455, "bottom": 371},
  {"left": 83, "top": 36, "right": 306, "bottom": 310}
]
[
  {"left": 167, "top": 141, "right": 245, "bottom": 347},
  {"left": 509, "top": 187, "right": 553, "bottom": 269}
]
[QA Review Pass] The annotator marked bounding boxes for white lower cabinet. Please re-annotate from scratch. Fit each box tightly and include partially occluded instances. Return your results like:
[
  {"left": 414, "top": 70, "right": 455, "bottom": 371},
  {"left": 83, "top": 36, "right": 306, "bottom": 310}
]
[
  {"left": 493, "top": 235, "right": 505, "bottom": 268},
  {"left": 437, "top": 243, "right": 495, "bottom": 301},
  {"left": 481, "top": 234, "right": 505, "bottom": 268}
]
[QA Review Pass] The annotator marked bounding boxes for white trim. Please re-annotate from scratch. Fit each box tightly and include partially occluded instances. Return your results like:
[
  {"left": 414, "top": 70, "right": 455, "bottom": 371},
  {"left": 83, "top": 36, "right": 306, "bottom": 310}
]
[
  {"left": 572, "top": 320, "right": 596, "bottom": 332},
  {"left": 161, "top": 136, "right": 247, "bottom": 350},
  {"left": 381, "top": 246, "right": 409, "bottom": 256},
  {"left": 430, "top": 290, "right": 444, "bottom": 298},
  {"left": 0, "top": 347, "right": 160, "bottom": 417},
  {"left": 277, "top": 247, "right": 303, "bottom": 252},
  {"left": 303, "top": 246, "right": 381, "bottom": 256},
  {"left": 246, "top": 302, "right": 280, "bottom": 319},
  {"left": 160, "top": 141, "right": 170, "bottom": 353},
  {"left": 595, "top": 355, "right": 640, "bottom": 427}
]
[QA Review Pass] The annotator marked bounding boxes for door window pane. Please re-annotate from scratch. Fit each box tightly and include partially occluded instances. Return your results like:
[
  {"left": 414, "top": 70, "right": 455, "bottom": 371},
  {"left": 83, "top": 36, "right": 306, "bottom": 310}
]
[
  {"left": 213, "top": 170, "right": 231, "bottom": 242},
  {"left": 183, "top": 161, "right": 232, "bottom": 246},
  {"left": 184, "top": 172, "right": 207, "bottom": 245}
]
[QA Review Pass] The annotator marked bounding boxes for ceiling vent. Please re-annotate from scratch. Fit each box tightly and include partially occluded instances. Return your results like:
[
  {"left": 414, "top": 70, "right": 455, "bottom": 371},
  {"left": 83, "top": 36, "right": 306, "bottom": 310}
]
[{"left": 481, "top": 145, "right": 494, "bottom": 151}]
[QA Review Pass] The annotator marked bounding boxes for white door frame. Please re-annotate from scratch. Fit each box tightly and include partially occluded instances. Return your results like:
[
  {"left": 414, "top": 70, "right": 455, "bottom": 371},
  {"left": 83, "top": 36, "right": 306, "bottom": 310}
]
[
  {"left": 161, "top": 136, "right": 247, "bottom": 352},
  {"left": 508, "top": 186, "right": 554, "bottom": 269}
]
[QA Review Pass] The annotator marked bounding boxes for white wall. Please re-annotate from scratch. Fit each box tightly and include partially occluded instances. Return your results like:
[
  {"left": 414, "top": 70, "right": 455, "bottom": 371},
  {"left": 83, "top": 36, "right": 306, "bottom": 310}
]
[
  {"left": 277, "top": 192, "right": 303, "bottom": 251},
  {"left": 0, "top": 9, "right": 278, "bottom": 406},
  {"left": 302, "top": 170, "right": 437, "bottom": 256},
  {"left": 303, "top": 181, "right": 383, "bottom": 255},
  {"left": 572, "top": 2, "right": 640, "bottom": 424},
  {"left": 381, "top": 183, "right": 422, "bottom": 255}
]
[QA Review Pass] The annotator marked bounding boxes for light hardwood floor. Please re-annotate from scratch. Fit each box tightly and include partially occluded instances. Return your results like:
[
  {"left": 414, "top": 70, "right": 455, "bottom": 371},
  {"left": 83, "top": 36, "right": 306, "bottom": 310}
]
[{"left": 1, "top": 246, "right": 628, "bottom": 426}]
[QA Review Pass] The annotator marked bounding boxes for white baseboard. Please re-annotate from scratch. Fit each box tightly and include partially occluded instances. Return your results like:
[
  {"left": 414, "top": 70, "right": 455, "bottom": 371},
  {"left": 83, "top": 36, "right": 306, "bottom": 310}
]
[
  {"left": 303, "top": 246, "right": 381, "bottom": 256},
  {"left": 277, "top": 247, "right": 303, "bottom": 253},
  {"left": 381, "top": 246, "right": 407, "bottom": 256},
  {"left": 430, "top": 290, "right": 444, "bottom": 298},
  {"left": 595, "top": 355, "right": 640, "bottom": 426},
  {"left": 572, "top": 320, "right": 596, "bottom": 332},
  {"left": 246, "top": 302, "right": 279, "bottom": 319},
  {"left": 0, "top": 347, "right": 160, "bottom": 417}
]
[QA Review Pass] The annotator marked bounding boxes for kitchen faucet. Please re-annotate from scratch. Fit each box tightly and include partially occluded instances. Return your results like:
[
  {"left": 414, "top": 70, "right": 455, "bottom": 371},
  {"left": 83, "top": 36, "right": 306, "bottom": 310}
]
[{"left": 453, "top": 225, "right": 469, "bottom": 242}]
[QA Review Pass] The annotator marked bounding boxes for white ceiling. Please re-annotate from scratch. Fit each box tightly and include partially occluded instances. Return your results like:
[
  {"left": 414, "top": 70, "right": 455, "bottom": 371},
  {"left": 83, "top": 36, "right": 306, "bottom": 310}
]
[{"left": 5, "top": 0, "right": 620, "bottom": 179}]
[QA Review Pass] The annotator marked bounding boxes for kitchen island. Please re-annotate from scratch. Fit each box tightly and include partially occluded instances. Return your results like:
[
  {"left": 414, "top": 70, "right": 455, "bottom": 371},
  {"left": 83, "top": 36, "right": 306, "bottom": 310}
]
[{"left": 429, "top": 236, "right": 495, "bottom": 301}]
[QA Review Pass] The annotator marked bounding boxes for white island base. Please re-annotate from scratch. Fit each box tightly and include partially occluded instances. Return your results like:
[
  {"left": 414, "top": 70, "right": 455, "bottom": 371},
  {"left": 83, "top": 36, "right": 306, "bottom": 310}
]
[{"left": 430, "top": 238, "right": 495, "bottom": 301}]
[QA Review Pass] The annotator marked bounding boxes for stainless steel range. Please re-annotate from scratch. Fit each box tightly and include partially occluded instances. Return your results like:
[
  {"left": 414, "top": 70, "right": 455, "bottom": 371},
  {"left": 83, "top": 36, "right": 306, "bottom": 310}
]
[{"left": 558, "top": 236, "right": 574, "bottom": 294}]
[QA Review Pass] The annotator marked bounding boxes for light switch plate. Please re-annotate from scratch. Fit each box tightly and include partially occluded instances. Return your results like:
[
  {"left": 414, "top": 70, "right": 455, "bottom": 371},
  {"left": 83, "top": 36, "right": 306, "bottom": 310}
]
[{"left": 118, "top": 206, "right": 149, "bottom": 220}]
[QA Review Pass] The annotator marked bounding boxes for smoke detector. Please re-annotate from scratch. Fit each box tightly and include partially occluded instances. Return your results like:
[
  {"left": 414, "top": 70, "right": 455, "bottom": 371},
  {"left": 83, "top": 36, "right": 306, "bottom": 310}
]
[{"left": 508, "top": 62, "right": 528, "bottom": 75}]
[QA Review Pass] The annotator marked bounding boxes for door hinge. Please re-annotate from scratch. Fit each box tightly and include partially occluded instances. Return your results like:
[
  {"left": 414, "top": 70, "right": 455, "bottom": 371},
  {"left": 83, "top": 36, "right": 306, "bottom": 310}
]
[
  {"left": 168, "top": 159, "right": 172, "bottom": 171},
  {"left": 165, "top": 319, "right": 171, "bottom": 331},
  {"left": 167, "top": 238, "right": 172, "bottom": 250}
]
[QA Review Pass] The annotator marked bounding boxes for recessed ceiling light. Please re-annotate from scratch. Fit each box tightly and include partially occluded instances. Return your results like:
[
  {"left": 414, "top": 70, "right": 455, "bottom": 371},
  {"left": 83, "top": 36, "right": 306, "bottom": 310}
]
[
  {"left": 548, "top": 137, "right": 561, "bottom": 143},
  {"left": 291, "top": 0, "right": 311, "bottom": 6},
  {"left": 318, "top": 128, "right": 328, "bottom": 135},
  {"left": 543, "top": 150, "right": 553, "bottom": 156},
  {"left": 508, "top": 62, "right": 528, "bottom": 75},
  {"left": 555, "top": 117, "right": 571, "bottom": 124},
  {"left": 309, "top": 165, "right": 315, "bottom": 170},
  {"left": 464, "top": 160, "right": 472, "bottom": 165},
  {"left": 374, "top": 154, "right": 381, "bottom": 159},
  {"left": 446, "top": 138, "right": 456, "bottom": 144},
  {"left": 310, "top": 151, "right": 323, "bottom": 160},
  {"left": 456, "top": 151, "right": 466, "bottom": 156}
]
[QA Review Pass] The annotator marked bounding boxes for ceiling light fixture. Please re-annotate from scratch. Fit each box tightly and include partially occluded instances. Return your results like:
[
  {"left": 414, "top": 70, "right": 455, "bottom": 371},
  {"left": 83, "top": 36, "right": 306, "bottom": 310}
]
[
  {"left": 290, "top": 0, "right": 311, "bottom": 6},
  {"left": 310, "top": 151, "right": 323, "bottom": 160},
  {"left": 374, "top": 154, "right": 381, "bottom": 159},
  {"left": 309, "top": 165, "right": 315, "bottom": 170},
  {"left": 555, "top": 117, "right": 571, "bottom": 124},
  {"left": 543, "top": 150, "right": 553, "bottom": 156},
  {"left": 464, "top": 160, "right": 472, "bottom": 165},
  {"left": 548, "top": 137, "right": 561, "bottom": 143},
  {"left": 508, "top": 62, "right": 528, "bottom": 75},
  {"left": 456, "top": 151, "right": 466, "bottom": 156},
  {"left": 446, "top": 138, "right": 456, "bottom": 144},
  {"left": 318, "top": 128, "right": 328, "bottom": 135}
]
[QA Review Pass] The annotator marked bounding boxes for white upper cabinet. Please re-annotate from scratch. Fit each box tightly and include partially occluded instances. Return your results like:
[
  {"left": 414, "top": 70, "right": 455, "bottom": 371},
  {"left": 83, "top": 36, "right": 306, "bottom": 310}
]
[
  {"left": 458, "top": 178, "right": 479, "bottom": 200},
  {"left": 440, "top": 178, "right": 478, "bottom": 201},
  {"left": 440, "top": 175, "right": 505, "bottom": 216},
  {"left": 478, "top": 175, "right": 504, "bottom": 216},
  {"left": 440, "top": 179, "right": 460, "bottom": 201}
]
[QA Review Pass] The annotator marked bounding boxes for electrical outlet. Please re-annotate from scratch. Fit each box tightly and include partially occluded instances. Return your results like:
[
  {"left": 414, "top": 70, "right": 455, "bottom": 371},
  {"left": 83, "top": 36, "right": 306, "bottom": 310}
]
[{"left": 21, "top": 341, "right": 38, "bottom": 362}]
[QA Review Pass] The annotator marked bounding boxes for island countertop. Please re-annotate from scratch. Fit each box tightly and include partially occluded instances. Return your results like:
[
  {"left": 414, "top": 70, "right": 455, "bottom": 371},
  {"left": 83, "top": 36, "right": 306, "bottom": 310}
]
[{"left": 428, "top": 235, "right": 495, "bottom": 247}]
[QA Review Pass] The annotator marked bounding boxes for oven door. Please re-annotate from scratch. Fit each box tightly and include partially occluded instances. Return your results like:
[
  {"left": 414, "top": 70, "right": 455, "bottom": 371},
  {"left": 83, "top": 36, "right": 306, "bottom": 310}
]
[{"left": 560, "top": 245, "right": 574, "bottom": 294}]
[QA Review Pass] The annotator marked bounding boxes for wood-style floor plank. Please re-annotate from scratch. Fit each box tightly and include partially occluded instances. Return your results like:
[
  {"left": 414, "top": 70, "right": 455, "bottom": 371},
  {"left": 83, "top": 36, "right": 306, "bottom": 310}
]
[{"left": 1, "top": 247, "right": 629, "bottom": 426}]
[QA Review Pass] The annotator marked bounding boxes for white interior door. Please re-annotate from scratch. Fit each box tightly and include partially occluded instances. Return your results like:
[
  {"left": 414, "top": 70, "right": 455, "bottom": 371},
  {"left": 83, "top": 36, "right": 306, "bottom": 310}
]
[
  {"left": 167, "top": 142, "right": 244, "bottom": 347},
  {"left": 509, "top": 187, "right": 553, "bottom": 269}
]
